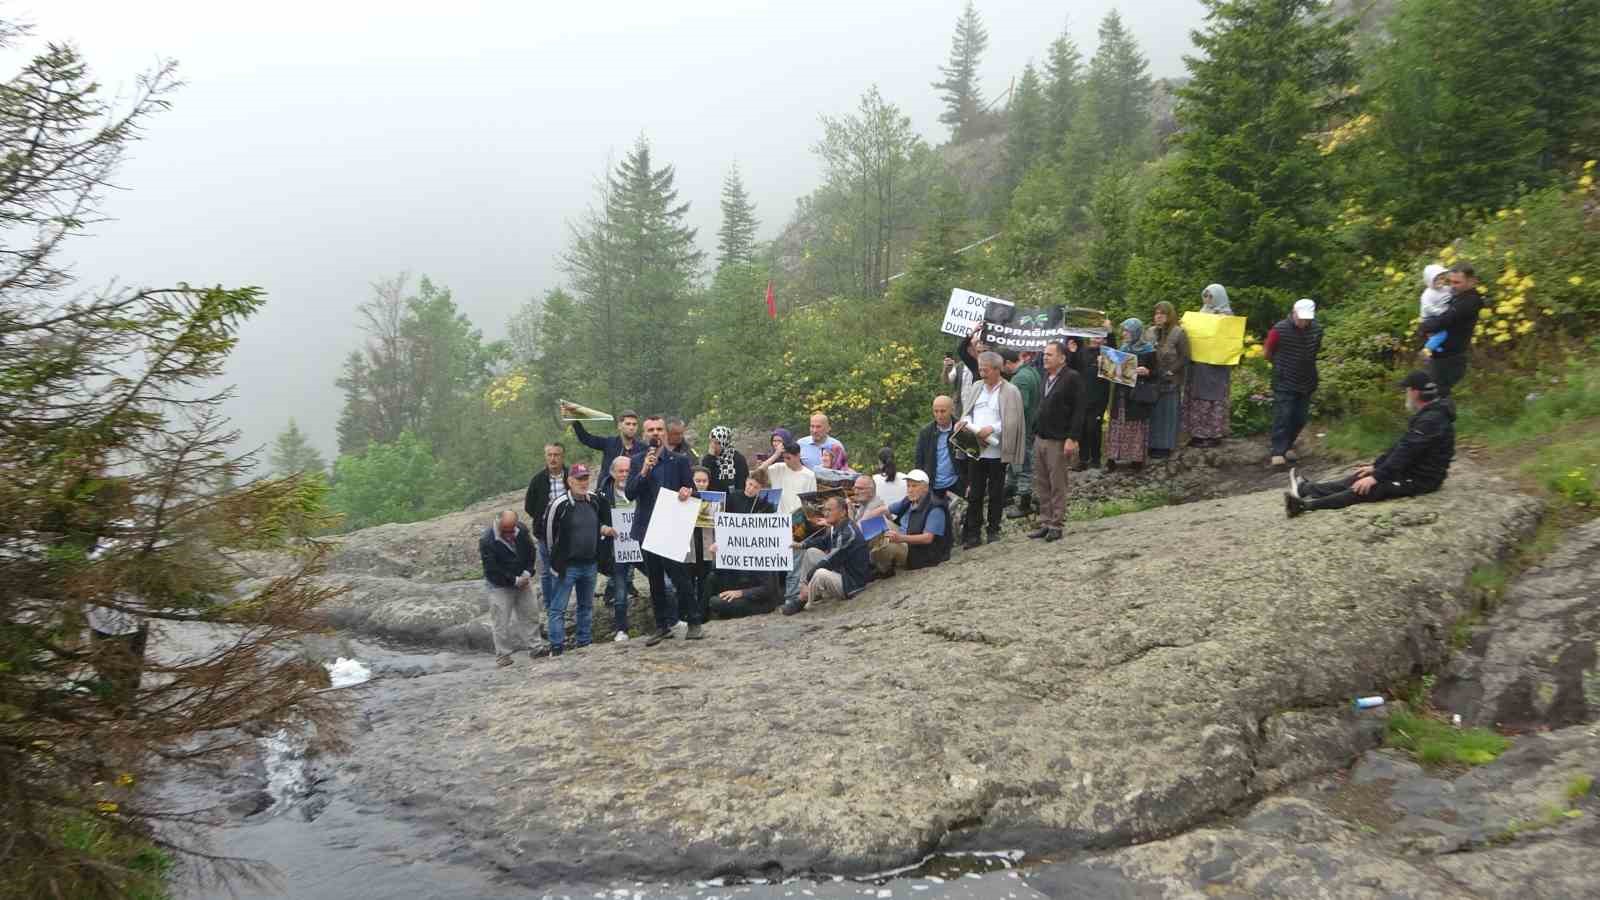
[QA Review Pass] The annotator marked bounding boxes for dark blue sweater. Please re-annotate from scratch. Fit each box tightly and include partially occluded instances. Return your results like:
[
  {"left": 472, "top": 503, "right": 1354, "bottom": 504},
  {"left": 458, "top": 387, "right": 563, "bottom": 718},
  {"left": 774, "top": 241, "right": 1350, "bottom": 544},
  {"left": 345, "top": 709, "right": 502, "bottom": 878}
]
[{"left": 623, "top": 446, "right": 695, "bottom": 543}]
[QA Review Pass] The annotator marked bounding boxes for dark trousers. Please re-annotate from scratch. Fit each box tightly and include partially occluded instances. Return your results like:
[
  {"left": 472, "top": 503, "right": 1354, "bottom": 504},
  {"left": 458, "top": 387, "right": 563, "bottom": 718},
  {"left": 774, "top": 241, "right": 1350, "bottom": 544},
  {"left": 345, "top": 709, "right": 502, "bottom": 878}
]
[
  {"left": 963, "top": 458, "right": 1008, "bottom": 539},
  {"left": 642, "top": 551, "right": 696, "bottom": 631},
  {"left": 1429, "top": 353, "right": 1470, "bottom": 398},
  {"left": 1302, "top": 474, "right": 1423, "bottom": 510},
  {"left": 1271, "top": 388, "right": 1313, "bottom": 456},
  {"left": 1081, "top": 393, "right": 1109, "bottom": 465}
]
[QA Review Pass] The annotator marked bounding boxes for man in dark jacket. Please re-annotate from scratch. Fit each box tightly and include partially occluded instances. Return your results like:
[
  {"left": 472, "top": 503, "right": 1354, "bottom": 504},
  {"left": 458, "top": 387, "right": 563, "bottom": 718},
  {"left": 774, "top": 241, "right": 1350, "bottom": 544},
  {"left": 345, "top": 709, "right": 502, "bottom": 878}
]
[
  {"left": 914, "top": 395, "right": 965, "bottom": 500},
  {"left": 782, "top": 496, "right": 870, "bottom": 615},
  {"left": 625, "top": 415, "right": 701, "bottom": 646},
  {"left": 567, "top": 407, "right": 641, "bottom": 496},
  {"left": 1067, "top": 330, "right": 1111, "bottom": 470},
  {"left": 1286, "top": 371, "right": 1456, "bottom": 516},
  {"left": 479, "top": 510, "right": 538, "bottom": 666},
  {"left": 1264, "top": 299, "right": 1324, "bottom": 468},
  {"left": 882, "top": 470, "right": 951, "bottom": 572},
  {"left": 523, "top": 442, "right": 569, "bottom": 607},
  {"left": 1421, "top": 263, "right": 1484, "bottom": 398},
  {"left": 543, "top": 465, "right": 614, "bottom": 655},
  {"left": 1030, "top": 339, "right": 1085, "bottom": 543}
]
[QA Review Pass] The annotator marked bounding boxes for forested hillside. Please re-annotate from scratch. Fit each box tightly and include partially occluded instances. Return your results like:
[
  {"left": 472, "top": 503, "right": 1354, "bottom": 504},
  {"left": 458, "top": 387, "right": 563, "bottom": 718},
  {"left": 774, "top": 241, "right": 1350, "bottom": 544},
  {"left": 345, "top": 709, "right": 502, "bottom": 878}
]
[{"left": 310, "top": 0, "right": 1600, "bottom": 531}]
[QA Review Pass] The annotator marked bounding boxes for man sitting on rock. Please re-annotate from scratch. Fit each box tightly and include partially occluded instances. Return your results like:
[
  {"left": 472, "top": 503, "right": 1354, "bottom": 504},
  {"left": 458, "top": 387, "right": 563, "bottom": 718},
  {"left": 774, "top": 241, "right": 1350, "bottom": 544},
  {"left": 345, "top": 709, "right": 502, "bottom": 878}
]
[
  {"left": 782, "top": 496, "right": 870, "bottom": 616},
  {"left": 881, "top": 469, "right": 952, "bottom": 573},
  {"left": 1286, "top": 371, "right": 1456, "bottom": 517},
  {"left": 478, "top": 510, "right": 539, "bottom": 667}
]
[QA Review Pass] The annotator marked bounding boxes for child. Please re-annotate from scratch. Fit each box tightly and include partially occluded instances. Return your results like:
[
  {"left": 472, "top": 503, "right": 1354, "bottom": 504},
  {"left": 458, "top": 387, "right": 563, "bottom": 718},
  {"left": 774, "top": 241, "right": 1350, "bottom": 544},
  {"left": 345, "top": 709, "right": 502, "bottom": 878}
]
[{"left": 1420, "top": 264, "right": 1452, "bottom": 355}]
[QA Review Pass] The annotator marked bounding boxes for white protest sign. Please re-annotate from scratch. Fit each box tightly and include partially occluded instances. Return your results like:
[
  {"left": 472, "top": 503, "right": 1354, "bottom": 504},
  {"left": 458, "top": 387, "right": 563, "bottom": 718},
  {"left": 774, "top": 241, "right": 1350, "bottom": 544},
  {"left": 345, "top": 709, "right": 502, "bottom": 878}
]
[
  {"left": 941, "top": 288, "right": 1013, "bottom": 337},
  {"left": 612, "top": 508, "right": 642, "bottom": 564},
  {"left": 641, "top": 487, "right": 699, "bottom": 560},
  {"left": 713, "top": 512, "right": 794, "bottom": 572}
]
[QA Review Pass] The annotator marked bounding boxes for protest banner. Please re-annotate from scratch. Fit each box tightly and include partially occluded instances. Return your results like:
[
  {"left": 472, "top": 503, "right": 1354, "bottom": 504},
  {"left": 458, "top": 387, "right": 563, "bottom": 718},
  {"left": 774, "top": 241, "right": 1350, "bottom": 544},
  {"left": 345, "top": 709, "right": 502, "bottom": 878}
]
[
  {"left": 612, "top": 509, "right": 642, "bottom": 564},
  {"left": 1098, "top": 346, "right": 1138, "bottom": 387},
  {"left": 940, "top": 288, "right": 1012, "bottom": 337},
  {"left": 981, "top": 303, "right": 1109, "bottom": 350},
  {"left": 558, "top": 399, "right": 612, "bottom": 422},
  {"left": 713, "top": 512, "right": 794, "bottom": 571},
  {"left": 641, "top": 487, "right": 699, "bottom": 560},
  {"left": 1180, "top": 311, "right": 1247, "bottom": 366}
]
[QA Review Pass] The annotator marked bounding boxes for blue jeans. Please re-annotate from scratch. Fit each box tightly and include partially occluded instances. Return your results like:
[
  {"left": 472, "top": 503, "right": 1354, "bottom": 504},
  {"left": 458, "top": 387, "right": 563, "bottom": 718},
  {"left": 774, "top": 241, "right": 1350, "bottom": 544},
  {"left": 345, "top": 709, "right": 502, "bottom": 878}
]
[
  {"left": 537, "top": 542, "right": 557, "bottom": 610},
  {"left": 607, "top": 561, "right": 633, "bottom": 633},
  {"left": 1271, "top": 388, "right": 1313, "bottom": 456},
  {"left": 547, "top": 561, "right": 597, "bottom": 650}
]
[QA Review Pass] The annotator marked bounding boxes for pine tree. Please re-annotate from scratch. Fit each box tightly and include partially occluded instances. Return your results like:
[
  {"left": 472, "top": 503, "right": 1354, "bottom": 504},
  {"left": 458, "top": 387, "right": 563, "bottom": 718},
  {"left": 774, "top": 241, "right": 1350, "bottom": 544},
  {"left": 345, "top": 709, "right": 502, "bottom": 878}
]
[
  {"left": 270, "top": 419, "right": 327, "bottom": 476},
  {"left": 716, "top": 163, "right": 760, "bottom": 269},
  {"left": 1001, "top": 63, "right": 1048, "bottom": 196},
  {"left": 932, "top": 0, "right": 990, "bottom": 142},
  {"left": 1086, "top": 10, "right": 1155, "bottom": 160},
  {"left": 1043, "top": 24, "right": 1085, "bottom": 148}
]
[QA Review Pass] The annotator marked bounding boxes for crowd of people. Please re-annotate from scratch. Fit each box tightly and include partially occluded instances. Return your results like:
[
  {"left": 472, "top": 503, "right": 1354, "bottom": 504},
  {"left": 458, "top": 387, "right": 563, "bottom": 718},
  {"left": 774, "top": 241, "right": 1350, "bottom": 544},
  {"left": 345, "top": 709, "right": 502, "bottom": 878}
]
[{"left": 479, "top": 276, "right": 1475, "bottom": 665}]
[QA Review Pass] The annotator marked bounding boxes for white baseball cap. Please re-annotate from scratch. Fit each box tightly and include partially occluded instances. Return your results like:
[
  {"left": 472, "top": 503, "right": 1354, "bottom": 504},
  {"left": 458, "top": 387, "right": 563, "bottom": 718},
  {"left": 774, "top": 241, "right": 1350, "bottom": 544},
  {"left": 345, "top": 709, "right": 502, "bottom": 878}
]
[
  {"left": 1293, "top": 298, "right": 1316, "bottom": 320},
  {"left": 904, "top": 469, "right": 929, "bottom": 483}
]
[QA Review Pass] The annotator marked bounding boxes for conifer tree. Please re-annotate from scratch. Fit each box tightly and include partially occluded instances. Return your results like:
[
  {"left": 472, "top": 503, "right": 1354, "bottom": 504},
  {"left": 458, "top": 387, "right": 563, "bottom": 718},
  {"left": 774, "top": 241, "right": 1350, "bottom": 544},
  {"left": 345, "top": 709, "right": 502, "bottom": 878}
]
[
  {"left": 1086, "top": 10, "right": 1155, "bottom": 160},
  {"left": 932, "top": 1, "right": 990, "bottom": 142},
  {"left": 270, "top": 419, "right": 327, "bottom": 476},
  {"left": 1001, "top": 63, "right": 1048, "bottom": 196},
  {"left": 1043, "top": 24, "right": 1085, "bottom": 147},
  {"left": 716, "top": 163, "right": 759, "bottom": 269}
]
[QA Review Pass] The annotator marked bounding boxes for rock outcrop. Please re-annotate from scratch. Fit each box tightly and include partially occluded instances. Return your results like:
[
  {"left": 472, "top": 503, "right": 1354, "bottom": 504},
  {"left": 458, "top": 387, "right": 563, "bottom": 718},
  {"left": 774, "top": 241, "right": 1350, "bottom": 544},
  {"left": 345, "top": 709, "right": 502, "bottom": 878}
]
[{"left": 322, "top": 461, "right": 1540, "bottom": 884}]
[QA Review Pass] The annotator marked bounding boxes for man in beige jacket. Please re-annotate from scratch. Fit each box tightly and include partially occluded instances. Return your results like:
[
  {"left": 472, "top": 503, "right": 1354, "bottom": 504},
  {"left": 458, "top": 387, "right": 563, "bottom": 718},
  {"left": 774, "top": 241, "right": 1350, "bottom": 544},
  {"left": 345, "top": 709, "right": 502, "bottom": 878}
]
[{"left": 957, "top": 350, "right": 1025, "bottom": 548}]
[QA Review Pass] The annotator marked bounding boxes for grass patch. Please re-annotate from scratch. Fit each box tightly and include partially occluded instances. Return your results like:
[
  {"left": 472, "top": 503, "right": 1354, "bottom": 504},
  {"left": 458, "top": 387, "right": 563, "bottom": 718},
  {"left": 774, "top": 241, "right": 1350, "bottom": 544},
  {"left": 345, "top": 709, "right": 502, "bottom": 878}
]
[
  {"left": 17, "top": 813, "right": 177, "bottom": 900},
  {"left": 1322, "top": 408, "right": 1404, "bottom": 458},
  {"left": 1468, "top": 563, "right": 1510, "bottom": 607},
  {"left": 1521, "top": 429, "right": 1600, "bottom": 512},
  {"left": 1065, "top": 489, "right": 1174, "bottom": 522},
  {"left": 1569, "top": 774, "right": 1595, "bottom": 803},
  {"left": 1385, "top": 706, "right": 1511, "bottom": 767}
]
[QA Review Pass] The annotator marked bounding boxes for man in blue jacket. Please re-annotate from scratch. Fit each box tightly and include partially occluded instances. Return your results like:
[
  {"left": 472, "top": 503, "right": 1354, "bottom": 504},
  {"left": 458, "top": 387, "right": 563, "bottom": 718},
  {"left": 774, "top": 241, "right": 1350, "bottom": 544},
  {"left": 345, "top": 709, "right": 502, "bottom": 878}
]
[
  {"left": 626, "top": 414, "right": 702, "bottom": 646},
  {"left": 782, "top": 496, "right": 870, "bottom": 616},
  {"left": 478, "top": 510, "right": 538, "bottom": 667},
  {"left": 566, "top": 406, "right": 641, "bottom": 496}
]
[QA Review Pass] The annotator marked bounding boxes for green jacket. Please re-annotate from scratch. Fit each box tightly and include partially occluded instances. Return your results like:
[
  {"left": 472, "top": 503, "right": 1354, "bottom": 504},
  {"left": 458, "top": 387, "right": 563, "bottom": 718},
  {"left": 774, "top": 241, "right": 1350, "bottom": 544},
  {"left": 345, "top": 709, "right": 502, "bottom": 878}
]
[{"left": 1010, "top": 363, "right": 1042, "bottom": 436}]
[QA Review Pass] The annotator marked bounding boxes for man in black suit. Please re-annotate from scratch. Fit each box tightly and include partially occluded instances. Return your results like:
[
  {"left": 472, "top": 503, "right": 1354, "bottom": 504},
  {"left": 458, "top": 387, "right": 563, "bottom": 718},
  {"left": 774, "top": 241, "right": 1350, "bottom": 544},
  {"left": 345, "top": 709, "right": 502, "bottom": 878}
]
[
  {"left": 1029, "top": 340, "right": 1086, "bottom": 542},
  {"left": 625, "top": 415, "right": 702, "bottom": 646}
]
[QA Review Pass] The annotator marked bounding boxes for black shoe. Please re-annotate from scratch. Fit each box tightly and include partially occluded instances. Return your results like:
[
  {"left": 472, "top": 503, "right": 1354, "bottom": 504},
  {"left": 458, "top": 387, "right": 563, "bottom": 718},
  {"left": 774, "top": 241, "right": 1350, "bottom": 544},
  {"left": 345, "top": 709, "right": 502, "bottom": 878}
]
[
  {"left": 1104, "top": 460, "right": 1117, "bottom": 473},
  {"left": 1071, "top": 462, "right": 1088, "bottom": 473},
  {"left": 1284, "top": 492, "right": 1306, "bottom": 519},
  {"left": 1151, "top": 448, "right": 1171, "bottom": 459},
  {"left": 780, "top": 600, "right": 806, "bottom": 616},
  {"left": 962, "top": 537, "right": 981, "bottom": 550},
  {"left": 986, "top": 531, "right": 1002, "bottom": 544},
  {"left": 1043, "top": 528, "right": 1062, "bottom": 542},
  {"left": 644, "top": 628, "right": 674, "bottom": 646},
  {"left": 1027, "top": 526, "right": 1050, "bottom": 539},
  {"left": 549, "top": 646, "right": 563, "bottom": 657},
  {"left": 685, "top": 623, "right": 705, "bottom": 640}
]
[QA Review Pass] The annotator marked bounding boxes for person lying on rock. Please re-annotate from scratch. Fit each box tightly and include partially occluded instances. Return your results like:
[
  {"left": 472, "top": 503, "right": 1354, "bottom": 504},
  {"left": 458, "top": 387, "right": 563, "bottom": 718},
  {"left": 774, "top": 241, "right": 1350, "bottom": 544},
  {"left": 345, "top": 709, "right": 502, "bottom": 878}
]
[
  {"left": 880, "top": 469, "right": 952, "bottom": 574},
  {"left": 479, "top": 510, "right": 539, "bottom": 667},
  {"left": 1285, "top": 371, "right": 1456, "bottom": 517},
  {"left": 782, "top": 496, "right": 870, "bottom": 616}
]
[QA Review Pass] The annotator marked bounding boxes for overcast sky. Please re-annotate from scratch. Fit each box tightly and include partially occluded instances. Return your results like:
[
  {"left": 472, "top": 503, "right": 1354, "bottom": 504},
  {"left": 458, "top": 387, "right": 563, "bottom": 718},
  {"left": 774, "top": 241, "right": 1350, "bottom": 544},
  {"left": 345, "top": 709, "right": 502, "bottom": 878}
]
[{"left": 26, "top": 0, "right": 1208, "bottom": 463}]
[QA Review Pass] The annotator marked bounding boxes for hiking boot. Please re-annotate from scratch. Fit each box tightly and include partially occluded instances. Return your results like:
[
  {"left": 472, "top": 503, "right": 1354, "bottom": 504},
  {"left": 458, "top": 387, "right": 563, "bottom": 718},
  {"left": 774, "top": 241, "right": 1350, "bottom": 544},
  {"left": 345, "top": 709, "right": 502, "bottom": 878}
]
[
  {"left": 685, "top": 623, "right": 705, "bottom": 641},
  {"left": 1027, "top": 526, "right": 1050, "bottom": 539},
  {"left": 780, "top": 599, "right": 807, "bottom": 616},
  {"left": 644, "top": 628, "right": 674, "bottom": 647},
  {"left": 1270, "top": 455, "right": 1287, "bottom": 468},
  {"left": 1284, "top": 492, "right": 1306, "bottom": 519},
  {"left": 1043, "top": 528, "right": 1063, "bottom": 543},
  {"left": 495, "top": 654, "right": 513, "bottom": 668}
]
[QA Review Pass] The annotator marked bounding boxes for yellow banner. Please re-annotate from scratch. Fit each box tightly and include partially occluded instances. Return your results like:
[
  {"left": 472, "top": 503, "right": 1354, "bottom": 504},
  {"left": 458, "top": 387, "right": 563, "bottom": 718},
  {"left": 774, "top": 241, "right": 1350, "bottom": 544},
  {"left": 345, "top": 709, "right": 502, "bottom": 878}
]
[{"left": 1181, "top": 312, "right": 1247, "bottom": 366}]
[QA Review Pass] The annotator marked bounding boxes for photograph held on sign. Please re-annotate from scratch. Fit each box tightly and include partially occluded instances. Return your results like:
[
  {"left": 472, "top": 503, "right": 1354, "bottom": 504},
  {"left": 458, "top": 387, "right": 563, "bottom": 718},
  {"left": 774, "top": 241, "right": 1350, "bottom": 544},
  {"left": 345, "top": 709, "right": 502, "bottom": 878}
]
[{"left": 1098, "top": 346, "right": 1140, "bottom": 387}]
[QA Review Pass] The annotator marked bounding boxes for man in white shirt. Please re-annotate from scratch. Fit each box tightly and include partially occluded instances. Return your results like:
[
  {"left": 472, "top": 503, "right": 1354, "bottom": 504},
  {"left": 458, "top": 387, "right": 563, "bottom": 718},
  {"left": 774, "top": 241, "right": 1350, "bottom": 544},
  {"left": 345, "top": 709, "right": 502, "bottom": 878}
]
[
  {"left": 766, "top": 441, "right": 818, "bottom": 518},
  {"left": 957, "top": 350, "right": 1025, "bottom": 548}
]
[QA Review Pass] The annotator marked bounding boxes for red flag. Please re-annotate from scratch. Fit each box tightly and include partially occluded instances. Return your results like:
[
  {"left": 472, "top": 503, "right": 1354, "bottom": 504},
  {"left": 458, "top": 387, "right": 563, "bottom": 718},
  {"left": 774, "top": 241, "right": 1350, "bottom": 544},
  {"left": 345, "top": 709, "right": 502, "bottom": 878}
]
[{"left": 764, "top": 280, "right": 776, "bottom": 320}]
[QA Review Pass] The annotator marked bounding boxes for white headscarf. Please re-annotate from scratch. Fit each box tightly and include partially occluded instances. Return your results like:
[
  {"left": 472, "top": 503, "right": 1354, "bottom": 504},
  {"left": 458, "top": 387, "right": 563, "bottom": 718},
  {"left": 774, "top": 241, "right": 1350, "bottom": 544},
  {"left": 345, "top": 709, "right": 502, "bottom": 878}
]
[{"left": 1201, "top": 284, "right": 1232, "bottom": 315}]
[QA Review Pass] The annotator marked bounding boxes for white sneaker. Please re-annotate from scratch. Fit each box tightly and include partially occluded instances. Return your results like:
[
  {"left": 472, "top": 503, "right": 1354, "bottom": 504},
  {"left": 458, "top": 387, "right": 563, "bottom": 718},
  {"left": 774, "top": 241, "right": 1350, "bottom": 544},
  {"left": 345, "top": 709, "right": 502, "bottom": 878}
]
[
  {"left": 1270, "top": 455, "right": 1287, "bottom": 468},
  {"left": 1288, "top": 467, "right": 1301, "bottom": 499},
  {"left": 613, "top": 631, "right": 628, "bottom": 642}
]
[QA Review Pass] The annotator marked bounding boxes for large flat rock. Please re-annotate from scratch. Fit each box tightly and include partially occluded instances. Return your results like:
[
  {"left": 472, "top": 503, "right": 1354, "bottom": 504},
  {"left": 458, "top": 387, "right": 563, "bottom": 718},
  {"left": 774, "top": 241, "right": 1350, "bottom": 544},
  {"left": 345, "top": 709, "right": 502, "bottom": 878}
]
[{"left": 325, "top": 463, "right": 1540, "bottom": 884}]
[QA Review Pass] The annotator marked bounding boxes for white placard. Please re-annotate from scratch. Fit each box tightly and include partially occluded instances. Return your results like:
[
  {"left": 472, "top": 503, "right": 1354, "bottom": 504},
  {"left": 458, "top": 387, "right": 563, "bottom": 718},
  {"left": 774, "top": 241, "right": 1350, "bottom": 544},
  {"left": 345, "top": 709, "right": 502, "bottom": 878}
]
[
  {"left": 612, "top": 508, "right": 642, "bottom": 564},
  {"left": 713, "top": 512, "right": 795, "bottom": 572},
  {"left": 641, "top": 487, "right": 700, "bottom": 560},
  {"left": 940, "top": 288, "right": 1013, "bottom": 337}
]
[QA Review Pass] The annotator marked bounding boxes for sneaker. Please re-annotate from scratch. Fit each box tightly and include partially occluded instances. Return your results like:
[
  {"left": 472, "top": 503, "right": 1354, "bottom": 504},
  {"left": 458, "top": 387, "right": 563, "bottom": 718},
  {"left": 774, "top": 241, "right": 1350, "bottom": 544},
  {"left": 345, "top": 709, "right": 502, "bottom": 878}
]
[
  {"left": 1284, "top": 492, "right": 1305, "bottom": 519},
  {"left": 496, "top": 654, "right": 513, "bottom": 668},
  {"left": 1288, "top": 467, "right": 1301, "bottom": 499},
  {"left": 1285, "top": 449, "right": 1299, "bottom": 462},
  {"left": 613, "top": 631, "right": 629, "bottom": 642},
  {"left": 1043, "top": 528, "right": 1063, "bottom": 542},
  {"left": 644, "top": 628, "right": 673, "bottom": 647},
  {"left": 1270, "top": 455, "right": 1287, "bottom": 468},
  {"left": 685, "top": 623, "right": 705, "bottom": 641},
  {"left": 1027, "top": 526, "right": 1050, "bottom": 540}
]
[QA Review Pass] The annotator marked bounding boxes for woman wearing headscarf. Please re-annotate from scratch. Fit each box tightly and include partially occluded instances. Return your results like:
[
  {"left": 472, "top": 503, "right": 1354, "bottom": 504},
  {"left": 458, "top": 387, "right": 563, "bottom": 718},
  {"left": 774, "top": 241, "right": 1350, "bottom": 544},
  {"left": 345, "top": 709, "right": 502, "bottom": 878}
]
[
  {"left": 1183, "top": 284, "right": 1234, "bottom": 447},
  {"left": 700, "top": 426, "right": 749, "bottom": 495},
  {"left": 1147, "top": 301, "right": 1190, "bottom": 459},
  {"left": 1105, "top": 318, "right": 1158, "bottom": 471},
  {"left": 749, "top": 427, "right": 793, "bottom": 474}
]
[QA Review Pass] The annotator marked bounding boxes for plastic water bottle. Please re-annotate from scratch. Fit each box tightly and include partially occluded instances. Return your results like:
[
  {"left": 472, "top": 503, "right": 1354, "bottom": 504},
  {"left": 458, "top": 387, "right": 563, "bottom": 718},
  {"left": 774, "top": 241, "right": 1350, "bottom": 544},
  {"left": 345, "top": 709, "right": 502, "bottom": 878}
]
[{"left": 1354, "top": 696, "right": 1385, "bottom": 709}]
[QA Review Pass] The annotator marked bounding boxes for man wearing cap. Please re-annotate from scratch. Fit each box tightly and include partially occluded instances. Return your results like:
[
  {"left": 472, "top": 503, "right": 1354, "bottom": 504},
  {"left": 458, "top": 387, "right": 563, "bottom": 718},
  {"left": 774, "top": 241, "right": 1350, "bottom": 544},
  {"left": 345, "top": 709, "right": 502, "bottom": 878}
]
[
  {"left": 881, "top": 470, "right": 952, "bottom": 572},
  {"left": 1285, "top": 371, "right": 1456, "bottom": 516},
  {"left": 1263, "top": 299, "right": 1324, "bottom": 468},
  {"left": 543, "top": 464, "right": 614, "bottom": 654}
]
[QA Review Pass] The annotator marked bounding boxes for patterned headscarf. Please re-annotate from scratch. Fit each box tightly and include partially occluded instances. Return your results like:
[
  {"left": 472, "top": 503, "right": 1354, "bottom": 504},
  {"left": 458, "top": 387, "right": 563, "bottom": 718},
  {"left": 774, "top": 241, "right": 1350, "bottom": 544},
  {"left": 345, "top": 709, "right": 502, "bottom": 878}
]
[
  {"left": 1119, "top": 318, "right": 1154, "bottom": 353},
  {"left": 1201, "top": 283, "right": 1232, "bottom": 315},
  {"left": 710, "top": 426, "right": 738, "bottom": 483}
]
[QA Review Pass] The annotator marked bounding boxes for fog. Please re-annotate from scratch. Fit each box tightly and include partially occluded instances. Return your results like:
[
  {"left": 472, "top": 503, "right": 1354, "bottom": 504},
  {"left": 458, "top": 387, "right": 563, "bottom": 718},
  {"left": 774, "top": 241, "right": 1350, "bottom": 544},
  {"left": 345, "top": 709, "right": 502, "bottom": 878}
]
[{"left": 26, "top": 0, "right": 1208, "bottom": 463}]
